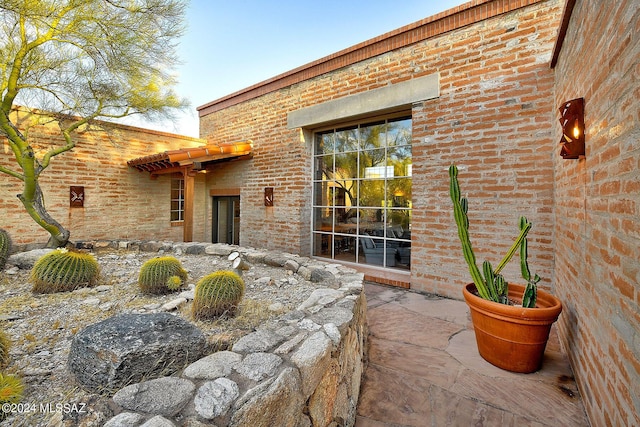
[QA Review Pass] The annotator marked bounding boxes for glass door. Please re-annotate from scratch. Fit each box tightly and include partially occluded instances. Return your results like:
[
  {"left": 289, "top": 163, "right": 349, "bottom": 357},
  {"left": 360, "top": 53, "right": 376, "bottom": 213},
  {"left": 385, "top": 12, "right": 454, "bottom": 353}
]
[{"left": 212, "top": 196, "right": 240, "bottom": 245}]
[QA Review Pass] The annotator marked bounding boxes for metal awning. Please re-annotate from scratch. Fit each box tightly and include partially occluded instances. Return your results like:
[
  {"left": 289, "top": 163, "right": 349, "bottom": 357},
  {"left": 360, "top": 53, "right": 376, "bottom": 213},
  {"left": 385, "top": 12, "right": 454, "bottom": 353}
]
[{"left": 127, "top": 140, "right": 253, "bottom": 173}]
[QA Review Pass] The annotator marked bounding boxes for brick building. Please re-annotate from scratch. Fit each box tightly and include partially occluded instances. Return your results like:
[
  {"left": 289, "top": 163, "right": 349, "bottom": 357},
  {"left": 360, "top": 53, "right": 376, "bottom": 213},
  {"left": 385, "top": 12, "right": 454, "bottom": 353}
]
[
  {"left": 1, "top": 0, "right": 638, "bottom": 424},
  {"left": 0, "top": 112, "right": 207, "bottom": 247}
]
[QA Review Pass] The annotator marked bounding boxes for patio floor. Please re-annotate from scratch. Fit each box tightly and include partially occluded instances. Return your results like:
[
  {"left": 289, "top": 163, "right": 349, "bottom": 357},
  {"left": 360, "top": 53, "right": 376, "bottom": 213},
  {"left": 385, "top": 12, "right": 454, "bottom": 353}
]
[{"left": 355, "top": 283, "right": 590, "bottom": 426}]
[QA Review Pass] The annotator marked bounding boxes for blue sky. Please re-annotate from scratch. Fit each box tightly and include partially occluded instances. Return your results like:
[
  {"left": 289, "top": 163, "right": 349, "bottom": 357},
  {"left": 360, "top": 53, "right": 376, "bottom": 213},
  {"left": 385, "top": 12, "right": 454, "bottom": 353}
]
[{"left": 140, "top": 0, "right": 468, "bottom": 137}]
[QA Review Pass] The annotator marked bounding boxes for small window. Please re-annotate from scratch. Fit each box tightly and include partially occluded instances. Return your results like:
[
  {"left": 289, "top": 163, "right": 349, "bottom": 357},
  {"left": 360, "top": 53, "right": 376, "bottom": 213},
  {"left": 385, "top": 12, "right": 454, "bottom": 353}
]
[{"left": 170, "top": 178, "right": 184, "bottom": 222}]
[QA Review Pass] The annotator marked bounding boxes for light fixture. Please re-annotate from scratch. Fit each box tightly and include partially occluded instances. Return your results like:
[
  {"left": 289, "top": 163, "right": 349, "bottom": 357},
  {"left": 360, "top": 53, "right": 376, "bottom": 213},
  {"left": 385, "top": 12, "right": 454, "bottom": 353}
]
[{"left": 558, "top": 97, "right": 585, "bottom": 159}]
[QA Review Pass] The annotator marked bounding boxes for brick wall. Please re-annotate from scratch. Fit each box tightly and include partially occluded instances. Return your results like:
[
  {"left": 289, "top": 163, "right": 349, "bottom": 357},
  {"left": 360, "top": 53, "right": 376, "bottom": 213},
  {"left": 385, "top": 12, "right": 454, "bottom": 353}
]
[
  {"left": 0, "top": 110, "right": 205, "bottom": 248},
  {"left": 199, "top": 0, "right": 563, "bottom": 298},
  {"left": 410, "top": 0, "right": 561, "bottom": 297},
  {"left": 200, "top": 99, "right": 313, "bottom": 254},
  {"left": 553, "top": 0, "right": 640, "bottom": 425}
]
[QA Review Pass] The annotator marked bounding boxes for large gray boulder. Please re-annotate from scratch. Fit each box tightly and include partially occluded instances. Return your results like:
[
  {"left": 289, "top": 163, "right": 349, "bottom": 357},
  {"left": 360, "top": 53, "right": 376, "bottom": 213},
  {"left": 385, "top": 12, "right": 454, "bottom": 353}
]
[{"left": 68, "top": 313, "right": 207, "bottom": 394}]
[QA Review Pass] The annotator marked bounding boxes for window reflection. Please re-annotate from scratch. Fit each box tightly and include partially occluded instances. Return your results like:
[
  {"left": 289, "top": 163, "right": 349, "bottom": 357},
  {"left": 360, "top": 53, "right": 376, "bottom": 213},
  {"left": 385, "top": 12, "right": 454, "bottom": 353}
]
[{"left": 312, "top": 116, "right": 412, "bottom": 270}]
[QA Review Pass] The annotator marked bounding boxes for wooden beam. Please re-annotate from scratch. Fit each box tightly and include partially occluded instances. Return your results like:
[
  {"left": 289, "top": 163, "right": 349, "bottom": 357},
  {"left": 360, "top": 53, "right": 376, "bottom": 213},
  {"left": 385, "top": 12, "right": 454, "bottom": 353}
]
[{"left": 183, "top": 168, "right": 195, "bottom": 242}]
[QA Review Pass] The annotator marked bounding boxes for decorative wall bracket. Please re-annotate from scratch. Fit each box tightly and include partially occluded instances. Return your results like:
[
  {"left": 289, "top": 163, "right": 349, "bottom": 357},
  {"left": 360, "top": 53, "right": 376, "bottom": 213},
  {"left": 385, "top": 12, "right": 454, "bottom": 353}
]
[
  {"left": 558, "top": 97, "right": 585, "bottom": 159},
  {"left": 264, "top": 187, "right": 274, "bottom": 206},
  {"left": 70, "top": 186, "right": 85, "bottom": 208}
]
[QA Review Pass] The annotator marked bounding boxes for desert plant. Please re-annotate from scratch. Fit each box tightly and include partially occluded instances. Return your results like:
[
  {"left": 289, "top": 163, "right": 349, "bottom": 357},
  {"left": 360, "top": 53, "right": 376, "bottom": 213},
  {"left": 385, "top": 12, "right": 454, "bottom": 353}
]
[
  {"left": 449, "top": 164, "right": 539, "bottom": 307},
  {"left": 192, "top": 270, "right": 245, "bottom": 319},
  {"left": 0, "top": 331, "right": 10, "bottom": 370},
  {"left": 138, "top": 256, "right": 188, "bottom": 294},
  {"left": 31, "top": 248, "right": 100, "bottom": 293},
  {"left": 0, "top": 373, "right": 24, "bottom": 420},
  {"left": 0, "top": 229, "right": 11, "bottom": 271}
]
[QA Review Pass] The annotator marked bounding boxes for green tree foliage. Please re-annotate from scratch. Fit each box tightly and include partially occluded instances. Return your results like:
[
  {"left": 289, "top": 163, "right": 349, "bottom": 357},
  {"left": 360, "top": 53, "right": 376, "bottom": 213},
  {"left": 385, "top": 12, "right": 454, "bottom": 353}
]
[{"left": 0, "top": 0, "right": 189, "bottom": 247}]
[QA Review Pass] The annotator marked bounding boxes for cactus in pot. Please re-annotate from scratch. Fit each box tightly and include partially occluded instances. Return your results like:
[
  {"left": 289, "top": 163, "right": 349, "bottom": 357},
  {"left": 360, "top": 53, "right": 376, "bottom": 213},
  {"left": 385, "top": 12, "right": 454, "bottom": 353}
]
[
  {"left": 0, "top": 228, "right": 11, "bottom": 271},
  {"left": 449, "top": 164, "right": 539, "bottom": 307},
  {"left": 138, "top": 256, "right": 188, "bottom": 294},
  {"left": 192, "top": 270, "right": 245, "bottom": 319},
  {"left": 31, "top": 248, "right": 100, "bottom": 293}
]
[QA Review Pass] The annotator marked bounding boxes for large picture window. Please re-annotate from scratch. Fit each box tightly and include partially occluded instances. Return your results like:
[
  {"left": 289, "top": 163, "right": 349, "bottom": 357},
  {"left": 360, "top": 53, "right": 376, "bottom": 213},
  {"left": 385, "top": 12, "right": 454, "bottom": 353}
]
[{"left": 312, "top": 116, "right": 412, "bottom": 269}]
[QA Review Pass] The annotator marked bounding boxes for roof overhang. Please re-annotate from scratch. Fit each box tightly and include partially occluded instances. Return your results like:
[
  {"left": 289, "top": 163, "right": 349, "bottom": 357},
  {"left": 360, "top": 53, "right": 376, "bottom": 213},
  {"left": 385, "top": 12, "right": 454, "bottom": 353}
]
[
  {"left": 127, "top": 140, "right": 253, "bottom": 175},
  {"left": 550, "top": 0, "right": 578, "bottom": 68}
]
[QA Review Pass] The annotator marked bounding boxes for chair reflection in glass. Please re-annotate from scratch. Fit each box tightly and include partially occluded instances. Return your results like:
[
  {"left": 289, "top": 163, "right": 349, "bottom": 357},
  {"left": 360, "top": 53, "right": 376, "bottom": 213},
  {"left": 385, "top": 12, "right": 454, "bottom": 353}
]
[
  {"left": 386, "top": 226, "right": 411, "bottom": 265},
  {"left": 359, "top": 234, "right": 397, "bottom": 267}
]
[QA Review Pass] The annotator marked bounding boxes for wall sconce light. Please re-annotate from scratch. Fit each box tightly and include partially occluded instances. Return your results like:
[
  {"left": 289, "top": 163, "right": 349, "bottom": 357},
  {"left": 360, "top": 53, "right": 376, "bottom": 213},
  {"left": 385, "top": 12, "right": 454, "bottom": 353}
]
[{"left": 558, "top": 97, "right": 585, "bottom": 159}]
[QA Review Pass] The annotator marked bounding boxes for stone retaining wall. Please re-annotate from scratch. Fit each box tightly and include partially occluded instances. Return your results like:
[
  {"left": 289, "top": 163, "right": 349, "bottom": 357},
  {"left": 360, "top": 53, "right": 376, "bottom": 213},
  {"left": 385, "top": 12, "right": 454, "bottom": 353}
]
[{"left": 77, "top": 240, "right": 367, "bottom": 427}]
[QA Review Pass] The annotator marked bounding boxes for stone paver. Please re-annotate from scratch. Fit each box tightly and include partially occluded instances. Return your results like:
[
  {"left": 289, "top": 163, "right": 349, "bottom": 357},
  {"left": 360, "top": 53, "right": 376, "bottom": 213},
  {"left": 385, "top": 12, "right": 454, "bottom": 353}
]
[{"left": 356, "top": 283, "right": 590, "bottom": 427}]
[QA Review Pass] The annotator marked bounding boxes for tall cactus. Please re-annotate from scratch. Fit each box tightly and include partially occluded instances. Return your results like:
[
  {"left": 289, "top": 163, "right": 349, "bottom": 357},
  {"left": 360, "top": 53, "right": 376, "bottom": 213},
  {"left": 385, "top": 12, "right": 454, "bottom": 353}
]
[
  {"left": 192, "top": 270, "right": 245, "bottom": 319},
  {"left": 519, "top": 216, "right": 540, "bottom": 307},
  {"left": 0, "top": 228, "right": 11, "bottom": 271},
  {"left": 449, "top": 164, "right": 538, "bottom": 307}
]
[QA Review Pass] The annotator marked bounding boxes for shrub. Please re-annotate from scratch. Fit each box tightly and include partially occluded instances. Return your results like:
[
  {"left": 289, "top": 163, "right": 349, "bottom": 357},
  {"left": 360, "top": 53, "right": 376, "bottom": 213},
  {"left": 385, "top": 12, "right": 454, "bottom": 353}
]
[
  {"left": 31, "top": 248, "right": 100, "bottom": 293},
  {"left": 138, "top": 256, "right": 188, "bottom": 294},
  {"left": 192, "top": 270, "right": 245, "bottom": 319}
]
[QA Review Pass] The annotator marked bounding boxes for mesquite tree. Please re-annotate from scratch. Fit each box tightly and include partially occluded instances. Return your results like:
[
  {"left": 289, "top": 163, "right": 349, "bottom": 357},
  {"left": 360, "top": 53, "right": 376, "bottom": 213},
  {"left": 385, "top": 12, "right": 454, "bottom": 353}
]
[{"left": 0, "top": 0, "right": 188, "bottom": 247}]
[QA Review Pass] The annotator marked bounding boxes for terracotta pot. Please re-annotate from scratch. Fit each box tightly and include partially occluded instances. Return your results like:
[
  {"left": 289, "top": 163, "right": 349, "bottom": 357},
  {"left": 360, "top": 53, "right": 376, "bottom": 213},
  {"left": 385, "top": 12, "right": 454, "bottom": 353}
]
[{"left": 462, "top": 283, "right": 562, "bottom": 373}]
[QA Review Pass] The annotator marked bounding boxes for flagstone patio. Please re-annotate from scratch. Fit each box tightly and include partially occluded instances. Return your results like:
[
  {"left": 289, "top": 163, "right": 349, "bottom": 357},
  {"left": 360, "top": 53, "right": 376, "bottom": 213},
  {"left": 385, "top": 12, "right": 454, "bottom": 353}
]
[{"left": 356, "top": 283, "right": 590, "bottom": 426}]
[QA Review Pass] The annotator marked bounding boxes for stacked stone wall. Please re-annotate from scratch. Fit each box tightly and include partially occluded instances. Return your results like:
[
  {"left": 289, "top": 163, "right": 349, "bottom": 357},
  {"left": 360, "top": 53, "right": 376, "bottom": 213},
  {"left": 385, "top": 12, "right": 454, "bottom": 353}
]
[{"left": 72, "top": 241, "right": 367, "bottom": 427}]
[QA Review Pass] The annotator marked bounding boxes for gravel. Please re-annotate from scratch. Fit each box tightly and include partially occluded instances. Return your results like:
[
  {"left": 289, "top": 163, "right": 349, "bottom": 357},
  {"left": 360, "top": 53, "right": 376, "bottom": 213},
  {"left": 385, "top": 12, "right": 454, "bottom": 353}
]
[{"left": 0, "top": 250, "right": 317, "bottom": 427}]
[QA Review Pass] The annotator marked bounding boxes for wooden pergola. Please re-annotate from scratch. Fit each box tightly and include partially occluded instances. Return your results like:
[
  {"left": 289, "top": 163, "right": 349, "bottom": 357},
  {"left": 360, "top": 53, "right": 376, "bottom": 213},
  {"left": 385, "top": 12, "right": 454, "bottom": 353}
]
[{"left": 127, "top": 140, "right": 252, "bottom": 242}]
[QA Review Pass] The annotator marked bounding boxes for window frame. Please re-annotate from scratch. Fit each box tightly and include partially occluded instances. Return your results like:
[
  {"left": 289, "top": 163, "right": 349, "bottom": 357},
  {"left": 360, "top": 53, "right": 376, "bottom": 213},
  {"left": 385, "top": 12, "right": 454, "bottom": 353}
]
[
  {"left": 170, "top": 177, "right": 185, "bottom": 223},
  {"left": 311, "top": 112, "right": 412, "bottom": 269}
]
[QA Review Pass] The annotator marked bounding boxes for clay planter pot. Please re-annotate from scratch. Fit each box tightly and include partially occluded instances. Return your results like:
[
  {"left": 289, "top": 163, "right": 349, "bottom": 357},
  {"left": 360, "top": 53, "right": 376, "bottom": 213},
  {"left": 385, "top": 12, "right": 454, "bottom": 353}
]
[{"left": 463, "top": 283, "right": 562, "bottom": 373}]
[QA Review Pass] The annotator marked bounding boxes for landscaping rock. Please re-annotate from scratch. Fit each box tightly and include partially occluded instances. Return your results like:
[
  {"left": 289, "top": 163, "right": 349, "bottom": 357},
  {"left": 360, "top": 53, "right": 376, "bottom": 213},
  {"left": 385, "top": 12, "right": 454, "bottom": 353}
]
[
  {"left": 291, "top": 331, "right": 333, "bottom": 398},
  {"left": 113, "top": 377, "right": 195, "bottom": 416},
  {"left": 184, "top": 243, "right": 207, "bottom": 254},
  {"left": 235, "top": 352, "right": 283, "bottom": 381},
  {"left": 140, "top": 415, "right": 177, "bottom": 427},
  {"left": 231, "top": 329, "right": 284, "bottom": 353},
  {"left": 194, "top": 378, "right": 240, "bottom": 419},
  {"left": 284, "top": 259, "right": 299, "bottom": 272},
  {"left": 68, "top": 313, "right": 207, "bottom": 393},
  {"left": 310, "top": 268, "right": 336, "bottom": 285},
  {"left": 161, "top": 297, "right": 187, "bottom": 311},
  {"left": 298, "top": 288, "right": 344, "bottom": 310},
  {"left": 204, "top": 243, "right": 236, "bottom": 256},
  {"left": 104, "top": 412, "right": 145, "bottom": 427},
  {"left": 7, "top": 248, "right": 52, "bottom": 269},
  {"left": 230, "top": 368, "right": 305, "bottom": 427},
  {"left": 183, "top": 351, "right": 242, "bottom": 380}
]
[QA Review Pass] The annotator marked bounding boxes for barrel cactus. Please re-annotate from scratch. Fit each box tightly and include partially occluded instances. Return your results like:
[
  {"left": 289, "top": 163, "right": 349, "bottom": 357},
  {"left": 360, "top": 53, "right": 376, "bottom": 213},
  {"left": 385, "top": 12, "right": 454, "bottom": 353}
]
[
  {"left": 192, "top": 270, "right": 245, "bottom": 319},
  {"left": 138, "top": 256, "right": 188, "bottom": 294},
  {"left": 31, "top": 248, "right": 100, "bottom": 293},
  {"left": 0, "top": 373, "right": 24, "bottom": 420},
  {"left": 0, "top": 331, "right": 10, "bottom": 370},
  {"left": 449, "top": 164, "right": 539, "bottom": 307},
  {"left": 0, "top": 228, "right": 11, "bottom": 271}
]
